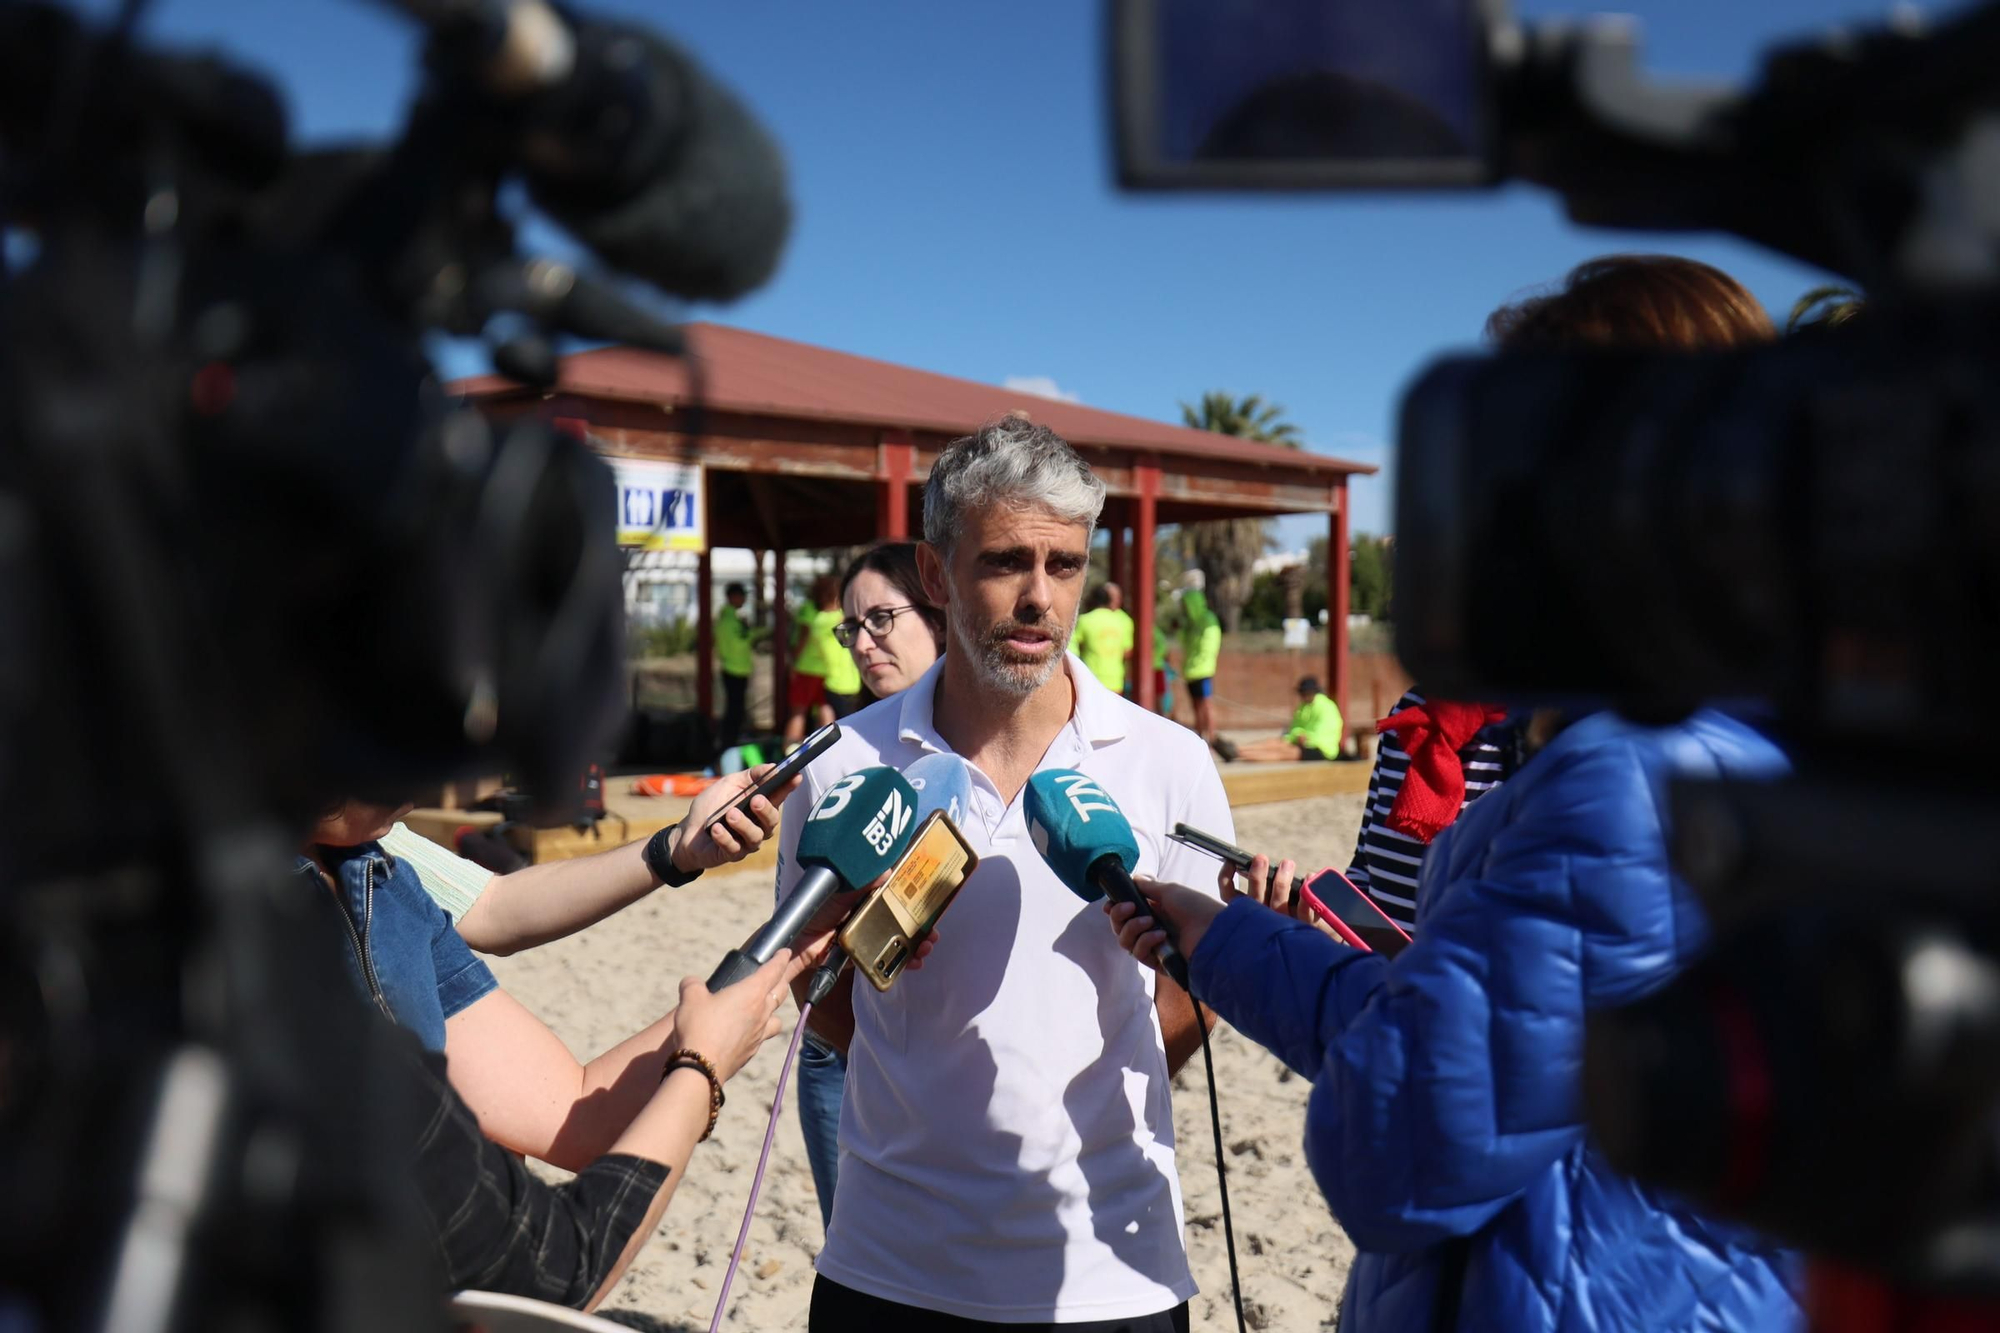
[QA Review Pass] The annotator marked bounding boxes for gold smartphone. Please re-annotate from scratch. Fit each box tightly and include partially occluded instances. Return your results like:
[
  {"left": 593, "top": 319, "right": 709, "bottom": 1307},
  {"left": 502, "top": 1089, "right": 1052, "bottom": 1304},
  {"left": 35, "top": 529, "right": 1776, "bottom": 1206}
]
[{"left": 838, "top": 810, "right": 978, "bottom": 992}]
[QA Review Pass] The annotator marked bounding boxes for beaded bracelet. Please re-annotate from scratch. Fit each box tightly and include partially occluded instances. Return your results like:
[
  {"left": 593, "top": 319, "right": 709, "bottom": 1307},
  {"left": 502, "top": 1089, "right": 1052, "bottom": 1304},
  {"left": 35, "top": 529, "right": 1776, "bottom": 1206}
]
[{"left": 661, "top": 1047, "right": 725, "bottom": 1142}]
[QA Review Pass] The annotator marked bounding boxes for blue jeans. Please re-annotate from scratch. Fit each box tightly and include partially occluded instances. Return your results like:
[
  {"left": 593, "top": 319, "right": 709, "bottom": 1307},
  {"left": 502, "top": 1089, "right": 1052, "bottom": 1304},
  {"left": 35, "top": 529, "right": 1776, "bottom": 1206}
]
[{"left": 797, "top": 1034, "right": 847, "bottom": 1229}]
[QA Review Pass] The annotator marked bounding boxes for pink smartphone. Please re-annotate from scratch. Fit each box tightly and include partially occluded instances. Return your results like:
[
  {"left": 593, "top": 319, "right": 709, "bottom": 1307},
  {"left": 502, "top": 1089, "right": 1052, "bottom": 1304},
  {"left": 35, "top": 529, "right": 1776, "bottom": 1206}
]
[
  {"left": 1170, "top": 824, "right": 1412, "bottom": 957},
  {"left": 1301, "top": 866, "right": 1412, "bottom": 958}
]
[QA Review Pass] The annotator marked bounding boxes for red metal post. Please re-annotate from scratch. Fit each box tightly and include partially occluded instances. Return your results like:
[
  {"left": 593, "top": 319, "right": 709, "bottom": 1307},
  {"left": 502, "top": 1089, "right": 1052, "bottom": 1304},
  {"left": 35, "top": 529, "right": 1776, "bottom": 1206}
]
[
  {"left": 772, "top": 546, "right": 790, "bottom": 733},
  {"left": 878, "top": 431, "right": 914, "bottom": 541},
  {"left": 1133, "top": 464, "right": 1161, "bottom": 711},
  {"left": 1329, "top": 483, "right": 1352, "bottom": 745},
  {"left": 695, "top": 548, "right": 714, "bottom": 727}
]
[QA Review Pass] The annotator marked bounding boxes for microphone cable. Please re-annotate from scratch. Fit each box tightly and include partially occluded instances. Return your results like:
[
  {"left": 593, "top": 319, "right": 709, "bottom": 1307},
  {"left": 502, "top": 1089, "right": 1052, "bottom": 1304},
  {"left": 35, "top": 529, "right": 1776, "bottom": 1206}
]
[
  {"left": 707, "top": 1001, "right": 814, "bottom": 1333},
  {"left": 1191, "top": 993, "right": 1248, "bottom": 1333}
]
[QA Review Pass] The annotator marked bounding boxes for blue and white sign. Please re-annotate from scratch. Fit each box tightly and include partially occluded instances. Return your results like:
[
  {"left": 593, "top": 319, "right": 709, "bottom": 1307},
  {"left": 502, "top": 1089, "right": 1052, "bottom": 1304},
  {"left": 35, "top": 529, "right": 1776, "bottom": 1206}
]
[{"left": 611, "top": 457, "right": 705, "bottom": 553}]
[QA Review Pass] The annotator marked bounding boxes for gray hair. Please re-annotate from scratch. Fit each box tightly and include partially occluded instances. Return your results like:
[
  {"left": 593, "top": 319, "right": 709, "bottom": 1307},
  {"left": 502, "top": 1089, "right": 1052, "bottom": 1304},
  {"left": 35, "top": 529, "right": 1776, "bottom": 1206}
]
[{"left": 922, "top": 415, "right": 1105, "bottom": 553}]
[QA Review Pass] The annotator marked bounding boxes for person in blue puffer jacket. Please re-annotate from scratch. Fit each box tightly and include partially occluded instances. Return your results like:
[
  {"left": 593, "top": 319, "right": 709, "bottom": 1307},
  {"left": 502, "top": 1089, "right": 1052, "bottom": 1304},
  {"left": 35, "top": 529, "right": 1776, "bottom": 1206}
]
[{"left": 1108, "top": 708, "right": 1805, "bottom": 1331}]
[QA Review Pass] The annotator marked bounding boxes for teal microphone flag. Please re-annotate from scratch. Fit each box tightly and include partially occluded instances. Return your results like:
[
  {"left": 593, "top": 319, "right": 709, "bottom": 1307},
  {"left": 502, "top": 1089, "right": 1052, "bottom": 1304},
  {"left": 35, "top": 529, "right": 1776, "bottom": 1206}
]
[
  {"left": 1024, "top": 769, "right": 1140, "bottom": 903},
  {"left": 1024, "top": 768, "right": 1190, "bottom": 990}
]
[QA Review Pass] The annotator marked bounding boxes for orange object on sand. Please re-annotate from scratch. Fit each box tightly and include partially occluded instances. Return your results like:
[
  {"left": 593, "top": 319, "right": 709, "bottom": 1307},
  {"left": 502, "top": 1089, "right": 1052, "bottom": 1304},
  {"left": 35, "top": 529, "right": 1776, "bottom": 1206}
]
[{"left": 630, "top": 774, "right": 718, "bottom": 798}]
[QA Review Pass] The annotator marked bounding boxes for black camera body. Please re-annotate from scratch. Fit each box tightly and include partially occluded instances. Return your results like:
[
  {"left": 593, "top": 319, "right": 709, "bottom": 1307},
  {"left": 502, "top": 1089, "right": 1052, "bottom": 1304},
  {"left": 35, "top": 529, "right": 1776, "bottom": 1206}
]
[
  {"left": 1117, "top": 0, "right": 2000, "bottom": 1294},
  {"left": 0, "top": 2, "right": 787, "bottom": 1328}
]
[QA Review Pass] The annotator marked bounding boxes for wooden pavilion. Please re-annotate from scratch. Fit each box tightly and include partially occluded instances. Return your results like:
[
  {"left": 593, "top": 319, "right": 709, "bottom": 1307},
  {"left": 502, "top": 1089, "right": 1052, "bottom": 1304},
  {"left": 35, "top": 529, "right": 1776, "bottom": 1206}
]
[{"left": 452, "top": 322, "right": 1378, "bottom": 729}]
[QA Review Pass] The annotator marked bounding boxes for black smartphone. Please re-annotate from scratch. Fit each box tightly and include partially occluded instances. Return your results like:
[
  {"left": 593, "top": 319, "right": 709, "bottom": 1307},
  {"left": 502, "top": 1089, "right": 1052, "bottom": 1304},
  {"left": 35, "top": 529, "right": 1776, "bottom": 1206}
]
[
  {"left": 1170, "top": 822, "right": 1412, "bottom": 958},
  {"left": 1170, "top": 823, "right": 1294, "bottom": 889},
  {"left": 703, "top": 721, "right": 840, "bottom": 831}
]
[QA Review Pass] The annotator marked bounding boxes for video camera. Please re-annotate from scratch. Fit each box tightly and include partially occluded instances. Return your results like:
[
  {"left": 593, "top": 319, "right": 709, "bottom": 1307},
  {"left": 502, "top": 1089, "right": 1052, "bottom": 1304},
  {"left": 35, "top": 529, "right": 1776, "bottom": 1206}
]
[
  {"left": 0, "top": 1, "right": 786, "bottom": 1327},
  {"left": 1115, "top": 0, "right": 2000, "bottom": 1296}
]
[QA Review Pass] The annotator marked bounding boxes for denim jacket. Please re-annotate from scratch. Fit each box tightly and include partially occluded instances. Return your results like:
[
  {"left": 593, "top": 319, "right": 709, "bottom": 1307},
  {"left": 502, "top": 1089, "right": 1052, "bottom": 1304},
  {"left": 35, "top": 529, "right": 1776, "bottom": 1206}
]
[{"left": 298, "top": 841, "right": 497, "bottom": 1052}]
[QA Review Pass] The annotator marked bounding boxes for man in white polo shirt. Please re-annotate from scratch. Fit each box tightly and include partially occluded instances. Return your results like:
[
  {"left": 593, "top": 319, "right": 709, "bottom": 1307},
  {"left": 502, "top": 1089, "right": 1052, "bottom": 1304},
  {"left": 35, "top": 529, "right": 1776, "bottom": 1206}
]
[{"left": 776, "top": 415, "right": 1233, "bottom": 1331}]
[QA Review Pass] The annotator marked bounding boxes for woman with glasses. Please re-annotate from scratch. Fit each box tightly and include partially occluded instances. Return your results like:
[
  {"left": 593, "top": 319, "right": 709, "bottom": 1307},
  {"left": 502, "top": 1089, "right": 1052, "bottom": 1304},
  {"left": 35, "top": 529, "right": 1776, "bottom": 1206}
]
[{"left": 796, "top": 542, "right": 947, "bottom": 1232}]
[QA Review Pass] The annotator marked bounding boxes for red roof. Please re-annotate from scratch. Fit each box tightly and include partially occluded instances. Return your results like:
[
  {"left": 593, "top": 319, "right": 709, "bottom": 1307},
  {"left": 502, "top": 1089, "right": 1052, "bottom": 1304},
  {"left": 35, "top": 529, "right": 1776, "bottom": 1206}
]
[{"left": 450, "top": 322, "right": 1376, "bottom": 478}]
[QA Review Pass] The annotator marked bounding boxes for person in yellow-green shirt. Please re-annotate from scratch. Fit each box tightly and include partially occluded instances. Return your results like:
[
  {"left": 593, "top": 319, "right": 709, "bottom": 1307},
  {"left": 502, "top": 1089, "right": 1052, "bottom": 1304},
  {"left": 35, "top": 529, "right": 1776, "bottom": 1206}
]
[
  {"left": 715, "top": 582, "right": 768, "bottom": 749},
  {"left": 785, "top": 575, "right": 847, "bottom": 745},
  {"left": 1235, "top": 675, "right": 1345, "bottom": 762},
  {"left": 1072, "top": 582, "right": 1135, "bottom": 694},
  {"left": 1175, "top": 571, "right": 1233, "bottom": 759}
]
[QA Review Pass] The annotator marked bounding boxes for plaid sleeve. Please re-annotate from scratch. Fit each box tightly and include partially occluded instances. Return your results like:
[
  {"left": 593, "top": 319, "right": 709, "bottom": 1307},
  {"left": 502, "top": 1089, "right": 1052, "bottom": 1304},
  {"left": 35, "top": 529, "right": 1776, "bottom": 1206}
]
[{"left": 409, "top": 1049, "right": 671, "bottom": 1308}]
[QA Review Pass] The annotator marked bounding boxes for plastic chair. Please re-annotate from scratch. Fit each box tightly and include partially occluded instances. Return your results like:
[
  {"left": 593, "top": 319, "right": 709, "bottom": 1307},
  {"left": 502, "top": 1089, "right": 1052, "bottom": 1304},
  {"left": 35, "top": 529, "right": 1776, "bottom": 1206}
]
[{"left": 447, "top": 1290, "right": 638, "bottom": 1332}]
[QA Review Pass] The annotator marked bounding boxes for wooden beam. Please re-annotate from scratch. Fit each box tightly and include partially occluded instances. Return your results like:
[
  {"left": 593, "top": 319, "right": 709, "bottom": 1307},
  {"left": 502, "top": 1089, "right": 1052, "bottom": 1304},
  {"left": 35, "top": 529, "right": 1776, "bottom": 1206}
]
[
  {"left": 772, "top": 546, "right": 789, "bottom": 733},
  {"left": 1330, "top": 483, "right": 1351, "bottom": 747},
  {"left": 1133, "top": 462, "right": 1160, "bottom": 711},
  {"left": 696, "top": 546, "right": 714, "bottom": 734},
  {"left": 878, "top": 430, "right": 914, "bottom": 541}
]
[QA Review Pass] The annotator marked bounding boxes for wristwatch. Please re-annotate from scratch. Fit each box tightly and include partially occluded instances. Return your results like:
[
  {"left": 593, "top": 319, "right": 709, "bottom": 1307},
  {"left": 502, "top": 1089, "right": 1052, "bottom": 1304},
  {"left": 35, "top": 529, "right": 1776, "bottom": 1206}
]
[{"left": 643, "top": 819, "right": 704, "bottom": 888}]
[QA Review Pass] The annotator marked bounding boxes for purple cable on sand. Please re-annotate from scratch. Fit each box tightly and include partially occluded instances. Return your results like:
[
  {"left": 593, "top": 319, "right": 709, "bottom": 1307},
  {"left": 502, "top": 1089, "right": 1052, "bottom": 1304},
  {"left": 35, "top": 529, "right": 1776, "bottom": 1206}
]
[{"left": 708, "top": 1002, "right": 814, "bottom": 1333}]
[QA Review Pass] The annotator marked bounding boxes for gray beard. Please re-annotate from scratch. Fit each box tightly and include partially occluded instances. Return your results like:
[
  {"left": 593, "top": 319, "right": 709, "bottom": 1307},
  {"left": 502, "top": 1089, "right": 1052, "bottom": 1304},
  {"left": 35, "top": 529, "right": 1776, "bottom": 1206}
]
[{"left": 952, "top": 609, "right": 1070, "bottom": 700}]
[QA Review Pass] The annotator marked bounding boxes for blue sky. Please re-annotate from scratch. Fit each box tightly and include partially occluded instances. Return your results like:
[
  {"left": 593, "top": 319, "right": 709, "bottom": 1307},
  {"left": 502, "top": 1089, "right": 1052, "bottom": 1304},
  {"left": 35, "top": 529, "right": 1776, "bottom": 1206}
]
[{"left": 126, "top": 0, "right": 1904, "bottom": 541}]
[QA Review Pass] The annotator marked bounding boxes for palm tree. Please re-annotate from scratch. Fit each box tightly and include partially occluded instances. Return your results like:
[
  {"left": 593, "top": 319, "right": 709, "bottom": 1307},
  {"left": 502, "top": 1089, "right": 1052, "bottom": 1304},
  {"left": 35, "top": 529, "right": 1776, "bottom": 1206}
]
[
  {"left": 1175, "top": 392, "right": 1303, "bottom": 632},
  {"left": 1787, "top": 284, "right": 1864, "bottom": 333}
]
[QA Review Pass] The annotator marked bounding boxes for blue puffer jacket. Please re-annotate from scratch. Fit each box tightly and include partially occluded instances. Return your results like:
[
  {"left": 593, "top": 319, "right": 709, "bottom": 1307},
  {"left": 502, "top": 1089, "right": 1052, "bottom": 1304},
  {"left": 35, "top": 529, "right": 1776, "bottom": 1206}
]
[{"left": 1190, "top": 710, "right": 1804, "bottom": 1332}]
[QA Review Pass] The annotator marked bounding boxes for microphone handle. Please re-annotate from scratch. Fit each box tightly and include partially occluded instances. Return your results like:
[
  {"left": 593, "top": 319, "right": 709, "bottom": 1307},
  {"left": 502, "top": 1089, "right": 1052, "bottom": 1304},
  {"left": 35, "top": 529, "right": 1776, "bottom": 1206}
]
[
  {"left": 1092, "top": 856, "right": 1192, "bottom": 993},
  {"left": 805, "top": 943, "right": 848, "bottom": 1006},
  {"left": 707, "top": 864, "right": 839, "bottom": 992}
]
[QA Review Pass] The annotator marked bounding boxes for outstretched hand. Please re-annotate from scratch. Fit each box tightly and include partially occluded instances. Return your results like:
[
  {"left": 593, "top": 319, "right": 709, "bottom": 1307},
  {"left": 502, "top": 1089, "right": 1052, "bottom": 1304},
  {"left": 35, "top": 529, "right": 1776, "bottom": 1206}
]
[
  {"left": 1218, "top": 852, "right": 1308, "bottom": 921},
  {"left": 1102, "top": 878, "right": 1227, "bottom": 977},
  {"left": 770, "top": 877, "right": 942, "bottom": 979},
  {"left": 668, "top": 764, "right": 801, "bottom": 875}
]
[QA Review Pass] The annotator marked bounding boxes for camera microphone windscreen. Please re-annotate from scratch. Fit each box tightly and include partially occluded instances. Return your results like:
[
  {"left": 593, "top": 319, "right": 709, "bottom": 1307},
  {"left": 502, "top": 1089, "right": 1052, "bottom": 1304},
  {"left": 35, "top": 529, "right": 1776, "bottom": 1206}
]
[
  {"left": 707, "top": 765, "right": 916, "bottom": 992},
  {"left": 1023, "top": 769, "right": 1190, "bottom": 990},
  {"left": 519, "top": 21, "right": 792, "bottom": 302}
]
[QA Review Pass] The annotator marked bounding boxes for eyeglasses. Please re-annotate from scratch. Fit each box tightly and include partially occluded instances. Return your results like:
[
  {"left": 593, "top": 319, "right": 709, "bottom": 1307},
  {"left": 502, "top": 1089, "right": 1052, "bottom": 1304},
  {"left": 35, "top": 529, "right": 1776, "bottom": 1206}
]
[{"left": 834, "top": 605, "right": 922, "bottom": 648}]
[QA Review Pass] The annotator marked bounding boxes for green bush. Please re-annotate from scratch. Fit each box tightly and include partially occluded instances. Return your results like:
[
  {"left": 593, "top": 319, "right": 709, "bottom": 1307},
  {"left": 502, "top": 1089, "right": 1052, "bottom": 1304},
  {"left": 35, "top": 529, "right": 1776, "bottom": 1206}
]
[{"left": 629, "top": 618, "right": 698, "bottom": 658}]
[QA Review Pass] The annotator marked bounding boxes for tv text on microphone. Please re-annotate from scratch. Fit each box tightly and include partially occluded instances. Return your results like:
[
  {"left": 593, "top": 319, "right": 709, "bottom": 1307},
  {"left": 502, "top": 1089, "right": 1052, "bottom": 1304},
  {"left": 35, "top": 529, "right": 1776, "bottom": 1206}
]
[{"left": 1023, "top": 769, "right": 1191, "bottom": 993}]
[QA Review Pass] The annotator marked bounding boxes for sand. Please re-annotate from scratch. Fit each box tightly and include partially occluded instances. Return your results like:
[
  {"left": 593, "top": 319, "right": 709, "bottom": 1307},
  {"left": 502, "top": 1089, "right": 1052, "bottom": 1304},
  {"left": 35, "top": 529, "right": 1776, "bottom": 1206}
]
[{"left": 485, "top": 791, "right": 1370, "bottom": 1332}]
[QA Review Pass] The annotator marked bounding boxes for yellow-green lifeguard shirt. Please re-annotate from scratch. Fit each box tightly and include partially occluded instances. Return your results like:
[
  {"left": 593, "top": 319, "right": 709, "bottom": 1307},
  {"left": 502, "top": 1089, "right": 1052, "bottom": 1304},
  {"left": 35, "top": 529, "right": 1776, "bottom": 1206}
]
[
  {"left": 1073, "top": 607, "right": 1135, "bottom": 692},
  {"left": 1283, "top": 693, "right": 1344, "bottom": 757}
]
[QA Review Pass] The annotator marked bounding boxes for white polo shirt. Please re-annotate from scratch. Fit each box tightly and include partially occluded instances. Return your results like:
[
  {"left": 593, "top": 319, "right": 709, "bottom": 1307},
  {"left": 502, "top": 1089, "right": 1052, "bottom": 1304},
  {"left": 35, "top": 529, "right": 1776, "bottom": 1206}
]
[{"left": 774, "top": 655, "right": 1233, "bottom": 1323}]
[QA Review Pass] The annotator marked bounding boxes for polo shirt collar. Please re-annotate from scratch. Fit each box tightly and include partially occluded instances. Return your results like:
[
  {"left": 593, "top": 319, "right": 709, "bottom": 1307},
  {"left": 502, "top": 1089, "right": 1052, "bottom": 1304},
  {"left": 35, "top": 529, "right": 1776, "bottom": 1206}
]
[{"left": 896, "top": 652, "right": 1128, "bottom": 752}]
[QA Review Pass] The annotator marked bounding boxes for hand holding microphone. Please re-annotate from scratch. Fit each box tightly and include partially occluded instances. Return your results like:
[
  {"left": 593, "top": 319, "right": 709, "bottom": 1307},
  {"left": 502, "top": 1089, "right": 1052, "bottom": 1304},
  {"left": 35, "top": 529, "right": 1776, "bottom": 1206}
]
[{"left": 706, "top": 766, "right": 918, "bottom": 992}]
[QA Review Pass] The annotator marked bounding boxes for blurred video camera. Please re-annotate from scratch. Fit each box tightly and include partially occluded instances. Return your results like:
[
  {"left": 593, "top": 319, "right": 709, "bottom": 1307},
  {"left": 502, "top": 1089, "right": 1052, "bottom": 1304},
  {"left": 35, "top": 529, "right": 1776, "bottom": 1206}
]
[
  {"left": 1115, "top": 0, "right": 2000, "bottom": 1296},
  {"left": 0, "top": 1, "right": 786, "bottom": 1327}
]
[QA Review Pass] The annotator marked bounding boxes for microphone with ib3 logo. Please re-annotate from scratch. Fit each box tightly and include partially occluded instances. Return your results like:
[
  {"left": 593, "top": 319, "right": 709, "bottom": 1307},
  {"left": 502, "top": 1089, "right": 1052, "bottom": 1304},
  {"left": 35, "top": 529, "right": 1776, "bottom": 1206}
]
[
  {"left": 706, "top": 766, "right": 918, "bottom": 992},
  {"left": 815, "top": 753, "right": 980, "bottom": 998},
  {"left": 1025, "top": 769, "right": 1192, "bottom": 992}
]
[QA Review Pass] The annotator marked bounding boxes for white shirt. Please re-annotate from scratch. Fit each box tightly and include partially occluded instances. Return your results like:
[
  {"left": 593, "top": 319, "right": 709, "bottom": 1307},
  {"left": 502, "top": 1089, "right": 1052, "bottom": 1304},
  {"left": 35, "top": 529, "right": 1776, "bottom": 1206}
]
[{"left": 775, "top": 655, "right": 1233, "bottom": 1322}]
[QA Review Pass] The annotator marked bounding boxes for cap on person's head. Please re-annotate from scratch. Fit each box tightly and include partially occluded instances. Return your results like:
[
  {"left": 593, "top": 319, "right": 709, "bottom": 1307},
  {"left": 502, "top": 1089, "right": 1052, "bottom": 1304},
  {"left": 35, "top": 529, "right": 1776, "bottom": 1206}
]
[
  {"left": 724, "top": 582, "right": 747, "bottom": 599},
  {"left": 1297, "top": 675, "right": 1321, "bottom": 696},
  {"left": 1179, "top": 569, "right": 1206, "bottom": 592}
]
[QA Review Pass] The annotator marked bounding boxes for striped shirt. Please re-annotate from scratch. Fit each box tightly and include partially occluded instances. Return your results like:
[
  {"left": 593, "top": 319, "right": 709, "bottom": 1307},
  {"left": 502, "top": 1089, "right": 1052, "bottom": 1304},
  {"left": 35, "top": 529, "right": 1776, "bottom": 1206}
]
[{"left": 1346, "top": 690, "right": 1521, "bottom": 933}]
